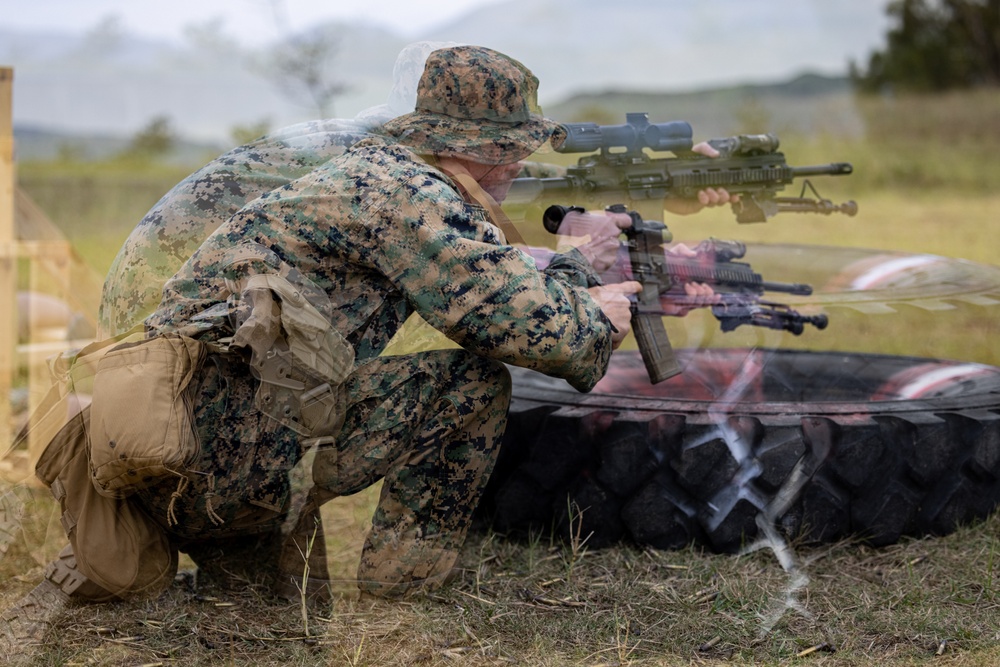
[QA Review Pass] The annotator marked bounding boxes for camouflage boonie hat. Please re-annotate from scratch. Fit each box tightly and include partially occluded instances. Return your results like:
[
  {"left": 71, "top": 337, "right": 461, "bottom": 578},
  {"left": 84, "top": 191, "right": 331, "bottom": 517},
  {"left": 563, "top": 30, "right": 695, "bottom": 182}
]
[{"left": 380, "top": 45, "right": 566, "bottom": 165}]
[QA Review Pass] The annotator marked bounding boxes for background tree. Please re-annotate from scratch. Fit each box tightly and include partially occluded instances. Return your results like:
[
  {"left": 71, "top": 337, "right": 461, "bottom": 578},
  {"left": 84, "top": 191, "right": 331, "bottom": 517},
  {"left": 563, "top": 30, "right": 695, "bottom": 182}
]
[
  {"left": 258, "top": 25, "right": 351, "bottom": 119},
  {"left": 116, "top": 116, "right": 176, "bottom": 162},
  {"left": 230, "top": 119, "right": 273, "bottom": 146},
  {"left": 852, "top": 0, "right": 1000, "bottom": 92},
  {"left": 75, "top": 15, "right": 126, "bottom": 62}
]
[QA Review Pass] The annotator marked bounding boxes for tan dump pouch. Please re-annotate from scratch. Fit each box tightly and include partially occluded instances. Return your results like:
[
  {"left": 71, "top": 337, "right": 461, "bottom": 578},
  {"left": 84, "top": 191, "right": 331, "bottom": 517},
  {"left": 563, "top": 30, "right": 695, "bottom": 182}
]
[
  {"left": 34, "top": 406, "right": 178, "bottom": 599},
  {"left": 88, "top": 334, "right": 207, "bottom": 498},
  {"left": 233, "top": 274, "right": 354, "bottom": 439}
]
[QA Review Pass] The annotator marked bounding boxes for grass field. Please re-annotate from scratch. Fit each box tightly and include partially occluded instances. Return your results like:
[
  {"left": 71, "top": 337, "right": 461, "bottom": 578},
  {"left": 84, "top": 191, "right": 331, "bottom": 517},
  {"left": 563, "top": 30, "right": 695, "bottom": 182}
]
[
  {"left": 4, "top": 88, "right": 1000, "bottom": 665},
  {"left": 3, "top": 487, "right": 1000, "bottom": 666}
]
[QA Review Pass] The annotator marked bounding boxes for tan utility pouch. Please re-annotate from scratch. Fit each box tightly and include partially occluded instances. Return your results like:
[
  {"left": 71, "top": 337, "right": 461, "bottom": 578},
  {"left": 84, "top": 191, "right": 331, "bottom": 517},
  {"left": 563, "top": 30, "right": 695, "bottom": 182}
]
[
  {"left": 231, "top": 273, "right": 354, "bottom": 440},
  {"left": 35, "top": 406, "right": 178, "bottom": 599},
  {"left": 88, "top": 334, "right": 207, "bottom": 498}
]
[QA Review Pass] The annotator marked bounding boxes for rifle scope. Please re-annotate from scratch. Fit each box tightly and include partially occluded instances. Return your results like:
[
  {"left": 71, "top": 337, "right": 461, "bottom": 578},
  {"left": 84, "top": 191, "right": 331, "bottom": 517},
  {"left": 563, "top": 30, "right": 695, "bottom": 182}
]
[{"left": 558, "top": 112, "right": 693, "bottom": 155}]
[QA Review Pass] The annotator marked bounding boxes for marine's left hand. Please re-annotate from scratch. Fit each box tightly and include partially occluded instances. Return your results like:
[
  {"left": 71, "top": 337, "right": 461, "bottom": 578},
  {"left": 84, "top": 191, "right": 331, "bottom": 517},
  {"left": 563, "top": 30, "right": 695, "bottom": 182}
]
[
  {"left": 657, "top": 242, "right": 721, "bottom": 316},
  {"left": 662, "top": 142, "right": 741, "bottom": 216},
  {"left": 556, "top": 208, "right": 631, "bottom": 272}
]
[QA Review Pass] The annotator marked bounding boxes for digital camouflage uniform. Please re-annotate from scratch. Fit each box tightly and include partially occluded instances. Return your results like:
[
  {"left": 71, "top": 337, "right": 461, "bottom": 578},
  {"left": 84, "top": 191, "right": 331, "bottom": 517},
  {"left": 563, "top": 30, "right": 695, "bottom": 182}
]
[
  {"left": 135, "top": 45, "right": 609, "bottom": 596},
  {"left": 0, "top": 44, "right": 606, "bottom": 659},
  {"left": 97, "top": 125, "right": 564, "bottom": 339},
  {"left": 142, "top": 129, "right": 611, "bottom": 594}
]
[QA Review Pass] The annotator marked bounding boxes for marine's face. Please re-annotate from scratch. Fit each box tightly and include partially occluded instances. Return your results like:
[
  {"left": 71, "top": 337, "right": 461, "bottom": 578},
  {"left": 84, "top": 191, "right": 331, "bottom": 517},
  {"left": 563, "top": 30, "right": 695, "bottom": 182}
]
[{"left": 467, "top": 160, "right": 523, "bottom": 202}]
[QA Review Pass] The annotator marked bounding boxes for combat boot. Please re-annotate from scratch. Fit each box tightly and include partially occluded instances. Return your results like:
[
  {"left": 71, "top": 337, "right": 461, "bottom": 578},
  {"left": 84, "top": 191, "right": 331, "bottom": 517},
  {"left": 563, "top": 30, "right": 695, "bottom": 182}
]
[
  {"left": 0, "top": 578, "right": 69, "bottom": 663},
  {"left": 0, "top": 544, "right": 112, "bottom": 663}
]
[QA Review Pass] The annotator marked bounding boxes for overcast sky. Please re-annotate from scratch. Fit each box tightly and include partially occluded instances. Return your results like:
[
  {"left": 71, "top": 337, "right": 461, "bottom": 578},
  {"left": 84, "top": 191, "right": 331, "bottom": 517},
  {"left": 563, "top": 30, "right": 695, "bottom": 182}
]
[
  {"left": 0, "top": 0, "right": 501, "bottom": 43},
  {"left": 3, "top": 0, "right": 892, "bottom": 141}
]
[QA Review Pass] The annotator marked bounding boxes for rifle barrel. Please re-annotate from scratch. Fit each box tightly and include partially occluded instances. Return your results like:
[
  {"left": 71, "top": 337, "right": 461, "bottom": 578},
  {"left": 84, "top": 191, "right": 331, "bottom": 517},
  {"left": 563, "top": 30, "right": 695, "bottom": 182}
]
[
  {"left": 506, "top": 177, "right": 572, "bottom": 204},
  {"left": 663, "top": 261, "right": 813, "bottom": 296},
  {"left": 791, "top": 162, "right": 853, "bottom": 177},
  {"left": 760, "top": 280, "right": 813, "bottom": 296}
]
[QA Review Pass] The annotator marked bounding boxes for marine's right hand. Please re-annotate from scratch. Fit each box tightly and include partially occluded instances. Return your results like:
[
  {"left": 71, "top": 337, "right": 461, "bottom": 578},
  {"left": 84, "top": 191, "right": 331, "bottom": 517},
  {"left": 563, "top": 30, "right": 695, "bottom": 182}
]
[{"left": 587, "top": 281, "right": 642, "bottom": 349}]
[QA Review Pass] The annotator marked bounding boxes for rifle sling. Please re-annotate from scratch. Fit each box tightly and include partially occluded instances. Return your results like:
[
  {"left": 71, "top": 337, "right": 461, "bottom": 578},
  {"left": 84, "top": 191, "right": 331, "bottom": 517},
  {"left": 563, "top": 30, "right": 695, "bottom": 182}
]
[{"left": 429, "top": 159, "right": 527, "bottom": 246}]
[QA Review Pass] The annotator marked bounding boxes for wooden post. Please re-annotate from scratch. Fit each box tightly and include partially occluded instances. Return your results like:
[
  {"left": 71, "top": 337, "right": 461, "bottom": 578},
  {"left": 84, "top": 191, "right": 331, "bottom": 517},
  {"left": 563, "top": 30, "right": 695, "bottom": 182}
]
[
  {"left": 0, "top": 68, "right": 15, "bottom": 452},
  {"left": 25, "top": 240, "right": 70, "bottom": 466}
]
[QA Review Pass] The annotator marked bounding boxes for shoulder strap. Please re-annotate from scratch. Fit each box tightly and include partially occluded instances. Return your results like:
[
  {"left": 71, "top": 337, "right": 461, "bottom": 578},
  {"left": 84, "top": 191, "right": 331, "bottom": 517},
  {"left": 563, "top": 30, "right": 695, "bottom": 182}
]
[{"left": 427, "top": 159, "right": 527, "bottom": 247}]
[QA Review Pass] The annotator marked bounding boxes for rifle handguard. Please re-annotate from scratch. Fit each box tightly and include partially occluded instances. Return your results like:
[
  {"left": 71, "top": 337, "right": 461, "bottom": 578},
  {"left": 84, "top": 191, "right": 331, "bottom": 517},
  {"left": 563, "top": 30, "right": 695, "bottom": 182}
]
[{"left": 507, "top": 113, "right": 858, "bottom": 224}]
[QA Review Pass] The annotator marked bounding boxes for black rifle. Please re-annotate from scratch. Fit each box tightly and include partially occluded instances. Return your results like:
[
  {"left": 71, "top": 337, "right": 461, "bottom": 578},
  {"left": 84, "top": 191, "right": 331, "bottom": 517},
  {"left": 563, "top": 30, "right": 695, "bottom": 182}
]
[
  {"left": 544, "top": 204, "right": 828, "bottom": 383},
  {"left": 509, "top": 112, "right": 857, "bottom": 224}
]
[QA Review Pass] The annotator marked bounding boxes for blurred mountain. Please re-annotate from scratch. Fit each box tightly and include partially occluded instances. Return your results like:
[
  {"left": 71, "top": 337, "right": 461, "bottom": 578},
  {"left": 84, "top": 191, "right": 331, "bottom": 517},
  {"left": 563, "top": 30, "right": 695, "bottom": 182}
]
[
  {"left": 2, "top": 0, "right": 889, "bottom": 147},
  {"left": 425, "top": 0, "right": 888, "bottom": 100},
  {"left": 548, "top": 73, "right": 864, "bottom": 141},
  {"left": 2, "top": 22, "right": 405, "bottom": 145}
]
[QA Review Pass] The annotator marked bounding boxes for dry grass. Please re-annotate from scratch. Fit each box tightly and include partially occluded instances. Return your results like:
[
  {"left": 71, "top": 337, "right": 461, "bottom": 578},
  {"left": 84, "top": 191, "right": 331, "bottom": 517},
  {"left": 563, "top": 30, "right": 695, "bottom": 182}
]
[{"left": 4, "top": 477, "right": 1000, "bottom": 666}]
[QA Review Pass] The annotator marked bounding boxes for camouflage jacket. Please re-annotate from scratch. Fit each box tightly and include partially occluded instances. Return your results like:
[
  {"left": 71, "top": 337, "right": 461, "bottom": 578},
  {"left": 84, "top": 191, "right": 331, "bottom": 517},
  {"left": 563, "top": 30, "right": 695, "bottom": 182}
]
[
  {"left": 98, "top": 119, "right": 374, "bottom": 338},
  {"left": 145, "top": 137, "right": 613, "bottom": 392},
  {"left": 98, "top": 120, "right": 567, "bottom": 339}
]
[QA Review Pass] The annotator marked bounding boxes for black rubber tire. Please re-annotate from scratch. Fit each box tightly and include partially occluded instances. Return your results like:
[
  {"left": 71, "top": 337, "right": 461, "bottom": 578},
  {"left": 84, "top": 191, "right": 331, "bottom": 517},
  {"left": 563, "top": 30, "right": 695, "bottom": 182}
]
[{"left": 478, "top": 349, "right": 1000, "bottom": 553}]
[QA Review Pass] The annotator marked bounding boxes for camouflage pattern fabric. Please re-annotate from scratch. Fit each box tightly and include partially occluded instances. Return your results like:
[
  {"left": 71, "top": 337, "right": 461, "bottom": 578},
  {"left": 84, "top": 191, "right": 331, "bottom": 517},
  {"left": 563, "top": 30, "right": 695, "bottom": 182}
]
[
  {"left": 316, "top": 350, "right": 510, "bottom": 597},
  {"left": 134, "top": 352, "right": 294, "bottom": 590},
  {"left": 98, "top": 120, "right": 372, "bottom": 338},
  {"left": 135, "top": 348, "right": 507, "bottom": 597},
  {"left": 97, "top": 125, "right": 562, "bottom": 341},
  {"left": 140, "top": 135, "right": 612, "bottom": 594},
  {"left": 146, "top": 136, "right": 612, "bottom": 388},
  {"left": 135, "top": 352, "right": 298, "bottom": 539},
  {"left": 380, "top": 45, "right": 566, "bottom": 165}
]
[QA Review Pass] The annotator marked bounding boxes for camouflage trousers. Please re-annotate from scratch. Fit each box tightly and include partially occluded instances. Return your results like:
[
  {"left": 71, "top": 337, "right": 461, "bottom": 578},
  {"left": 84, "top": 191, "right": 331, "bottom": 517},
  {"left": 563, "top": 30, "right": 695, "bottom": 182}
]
[
  {"left": 315, "top": 350, "right": 511, "bottom": 597},
  {"left": 136, "top": 348, "right": 510, "bottom": 597}
]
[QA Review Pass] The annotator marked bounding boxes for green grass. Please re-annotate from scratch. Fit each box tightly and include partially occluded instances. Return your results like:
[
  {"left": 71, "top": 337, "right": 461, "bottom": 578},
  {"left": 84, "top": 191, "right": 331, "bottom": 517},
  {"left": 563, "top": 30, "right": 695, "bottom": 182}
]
[{"left": 16, "top": 162, "right": 191, "bottom": 276}]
